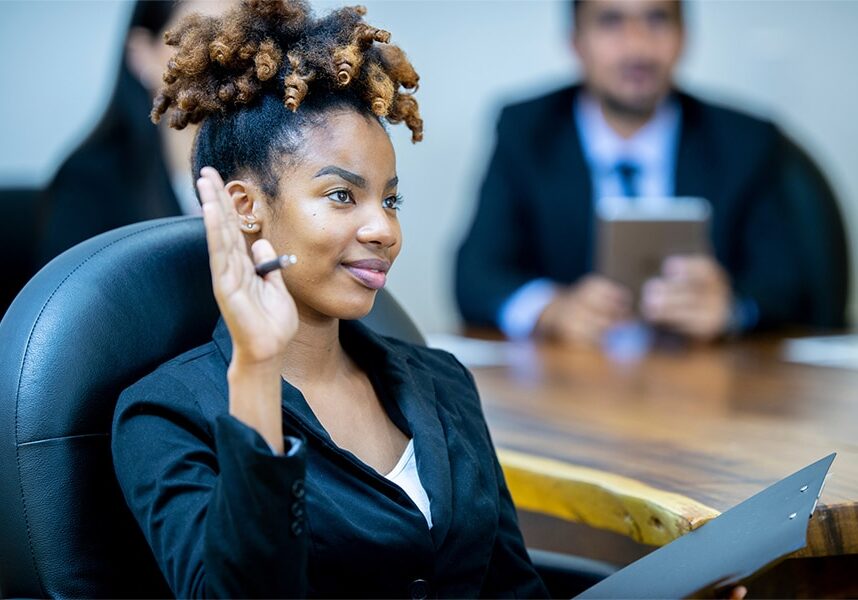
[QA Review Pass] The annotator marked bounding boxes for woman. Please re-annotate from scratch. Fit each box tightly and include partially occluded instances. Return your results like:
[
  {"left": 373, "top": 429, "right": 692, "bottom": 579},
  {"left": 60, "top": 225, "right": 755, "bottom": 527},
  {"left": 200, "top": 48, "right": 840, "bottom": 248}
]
[
  {"left": 111, "top": 1, "right": 548, "bottom": 597},
  {"left": 39, "top": 2, "right": 183, "bottom": 266}
]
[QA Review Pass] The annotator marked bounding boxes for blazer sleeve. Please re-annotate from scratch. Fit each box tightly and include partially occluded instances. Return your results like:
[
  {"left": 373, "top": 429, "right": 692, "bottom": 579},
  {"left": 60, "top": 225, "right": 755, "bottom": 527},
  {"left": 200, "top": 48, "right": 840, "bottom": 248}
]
[
  {"left": 728, "top": 140, "right": 809, "bottom": 330},
  {"left": 111, "top": 371, "right": 308, "bottom": 598},
  {"left": 774, "top": 134, "right": 849, "bottom": 328},
  {"left": 455, "top": 108, "right": 546, "bottom": 328}
]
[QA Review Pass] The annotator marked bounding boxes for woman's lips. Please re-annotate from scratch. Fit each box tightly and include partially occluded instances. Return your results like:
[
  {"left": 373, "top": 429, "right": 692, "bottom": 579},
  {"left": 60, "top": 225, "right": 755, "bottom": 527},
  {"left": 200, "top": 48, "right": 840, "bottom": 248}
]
[{"left": 342, "top": 258, "right": 390, "bottom": 290}]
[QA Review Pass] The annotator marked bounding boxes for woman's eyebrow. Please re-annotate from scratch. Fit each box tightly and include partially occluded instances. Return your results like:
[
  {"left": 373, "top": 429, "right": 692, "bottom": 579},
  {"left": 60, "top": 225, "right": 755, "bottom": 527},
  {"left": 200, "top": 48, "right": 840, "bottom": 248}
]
[
  {"left": 386, "top": 175, "right": 399, "bottom": 190},
  {"left": 314, "top": 165, "right": 366, "bottom": 188}
]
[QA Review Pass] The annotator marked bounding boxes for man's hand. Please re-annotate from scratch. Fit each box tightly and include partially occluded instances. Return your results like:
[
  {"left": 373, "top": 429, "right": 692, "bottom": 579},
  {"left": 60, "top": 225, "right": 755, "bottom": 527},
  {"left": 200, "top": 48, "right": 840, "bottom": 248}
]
[
  {"left": 641, "top": 255, "right": 732, "bottom": 342},
  {"left": 536, "top": 275, "right": 632, "bottom": 346}
]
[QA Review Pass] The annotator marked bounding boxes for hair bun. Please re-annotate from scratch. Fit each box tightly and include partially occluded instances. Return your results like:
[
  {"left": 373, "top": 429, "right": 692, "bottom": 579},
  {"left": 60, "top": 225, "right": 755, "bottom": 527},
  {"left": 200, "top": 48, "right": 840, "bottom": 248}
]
[{"left": 151, "top": 0, "right": 423, "bottom": 142}]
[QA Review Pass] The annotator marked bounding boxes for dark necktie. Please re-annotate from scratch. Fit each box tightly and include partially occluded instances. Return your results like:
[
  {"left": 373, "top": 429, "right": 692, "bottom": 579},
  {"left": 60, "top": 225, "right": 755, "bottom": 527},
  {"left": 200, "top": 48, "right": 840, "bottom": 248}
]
[{"left": 615, "top": 161, "right": 640, "bottom": 198}]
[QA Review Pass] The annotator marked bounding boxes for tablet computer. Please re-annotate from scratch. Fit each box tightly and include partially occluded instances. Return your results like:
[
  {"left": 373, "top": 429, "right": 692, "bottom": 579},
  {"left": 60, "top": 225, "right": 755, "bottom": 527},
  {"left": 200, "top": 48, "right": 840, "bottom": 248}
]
[{"left": 595, "top": 196, "right": 712, "bottom": 296}]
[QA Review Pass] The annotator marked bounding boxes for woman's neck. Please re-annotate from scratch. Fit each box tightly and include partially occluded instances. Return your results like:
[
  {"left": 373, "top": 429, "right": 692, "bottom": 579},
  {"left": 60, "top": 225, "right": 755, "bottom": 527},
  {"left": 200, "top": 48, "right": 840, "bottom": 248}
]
[{"left": 280, "top": 309, "right": 350, "bottom": 388}]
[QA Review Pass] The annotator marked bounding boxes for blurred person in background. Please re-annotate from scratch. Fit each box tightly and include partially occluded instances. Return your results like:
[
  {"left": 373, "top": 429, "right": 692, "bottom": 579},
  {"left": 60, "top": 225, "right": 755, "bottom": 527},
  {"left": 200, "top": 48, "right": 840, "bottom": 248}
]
[
  {"left": 455, "top": 0, "right": 848, "bottom": 346},
  {"left": 37, "top": 1, "right": 225, "bottom": 265}
]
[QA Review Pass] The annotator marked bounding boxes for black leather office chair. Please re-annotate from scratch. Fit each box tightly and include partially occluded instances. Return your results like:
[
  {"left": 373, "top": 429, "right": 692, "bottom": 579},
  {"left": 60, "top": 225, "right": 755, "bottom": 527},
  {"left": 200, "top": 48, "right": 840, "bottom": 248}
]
[
  {"left": 779, "top": 135, "right": 850, "bottom": 329},
  {"left": 0, "top": 216, "right": 613, "bottom": 598}
]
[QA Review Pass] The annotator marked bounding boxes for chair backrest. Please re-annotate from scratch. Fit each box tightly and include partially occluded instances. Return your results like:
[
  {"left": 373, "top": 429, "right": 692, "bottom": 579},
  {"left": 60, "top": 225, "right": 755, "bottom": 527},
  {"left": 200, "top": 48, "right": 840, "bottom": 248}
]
[
  {"left": 778, "top": 135, "right": 850, "bottom": 328},
  {"left": 0, "top": 216, "right": 423, "bottom": 598}
]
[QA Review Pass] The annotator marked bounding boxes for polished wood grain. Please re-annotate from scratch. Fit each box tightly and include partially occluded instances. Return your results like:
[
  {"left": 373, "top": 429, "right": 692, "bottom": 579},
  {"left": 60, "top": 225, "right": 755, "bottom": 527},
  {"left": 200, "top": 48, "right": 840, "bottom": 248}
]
[{"left": 472, "top": 334, "right": 858, "bottom": 558}]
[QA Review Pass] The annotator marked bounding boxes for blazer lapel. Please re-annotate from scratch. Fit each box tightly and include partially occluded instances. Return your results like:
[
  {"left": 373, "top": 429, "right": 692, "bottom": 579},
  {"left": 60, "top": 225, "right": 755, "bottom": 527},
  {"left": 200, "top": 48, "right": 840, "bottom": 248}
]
[
  {"left": 212, "top": 318, "right": 232, "bottom": 364},
  {"left": 400, "top": 362, "right": 454, "bottom": 548},
  {"left": 674, "top": 93, "right": 715, "bottom": 202},
  {"left": 211, "top": 317, "right": 334, "bottom": 441},
  {"left": 535, "top": 86, "right": 595, "bottom": 275},
  {"left": 674, "top": 92, "right": 723, "bottom": 255},
  {"left": 352, "top": 322, "right": 454, "bottom": 548}
]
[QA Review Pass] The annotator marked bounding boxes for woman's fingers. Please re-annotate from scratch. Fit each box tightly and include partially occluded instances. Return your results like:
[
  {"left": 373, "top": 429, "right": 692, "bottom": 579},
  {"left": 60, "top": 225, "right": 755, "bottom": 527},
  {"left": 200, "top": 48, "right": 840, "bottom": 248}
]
[
  {"left": 198, "top": 178, "right": 230, "bottom": 278},
  {"left": 197, "top": 168, "right": 253, "bottom": 290},
  {"left": 251, "top": 239, "right": 289, "bottom": 292},
  {"left": 198, "top": 167, "right": 237, "bottom": 249},
  {"left": 200, "top": 167, "right": 239, "bottom": 244},
  {"left": 729, "top": 585, "right": 747, "bottom": 600}
]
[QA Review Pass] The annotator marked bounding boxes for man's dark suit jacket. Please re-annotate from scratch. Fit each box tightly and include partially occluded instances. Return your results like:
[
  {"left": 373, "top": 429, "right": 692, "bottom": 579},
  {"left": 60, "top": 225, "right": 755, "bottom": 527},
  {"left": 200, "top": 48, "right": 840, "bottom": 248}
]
[
  {"left": 112, "top": 318, "right": 547, "bottom": 599},
  {"left": 456, "top": 84, "right": 849, "bottom": 331}
]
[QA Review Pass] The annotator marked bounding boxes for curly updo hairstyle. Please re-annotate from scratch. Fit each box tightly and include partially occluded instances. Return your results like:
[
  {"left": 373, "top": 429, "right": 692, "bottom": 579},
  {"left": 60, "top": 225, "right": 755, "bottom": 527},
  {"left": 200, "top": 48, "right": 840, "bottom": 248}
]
[{"left": 152, "top": 0, "right": 422, "bottom": 199}]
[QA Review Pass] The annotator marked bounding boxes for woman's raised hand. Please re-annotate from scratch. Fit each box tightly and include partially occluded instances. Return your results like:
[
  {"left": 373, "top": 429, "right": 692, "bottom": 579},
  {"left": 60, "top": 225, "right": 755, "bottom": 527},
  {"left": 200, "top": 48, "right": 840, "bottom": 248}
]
[{"left": 197, "top": 167, "right": 298, "bottom": 368}]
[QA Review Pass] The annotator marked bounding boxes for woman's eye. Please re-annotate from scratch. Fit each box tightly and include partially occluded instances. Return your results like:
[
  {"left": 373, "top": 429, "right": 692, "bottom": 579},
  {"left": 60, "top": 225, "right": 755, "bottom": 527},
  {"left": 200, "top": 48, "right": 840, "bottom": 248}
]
[
  {"left": 383, "top": 194, "right": 404, "bottom": 211},
  {"left": 327, "top": 190, "right": 353, "bottom": 204}
]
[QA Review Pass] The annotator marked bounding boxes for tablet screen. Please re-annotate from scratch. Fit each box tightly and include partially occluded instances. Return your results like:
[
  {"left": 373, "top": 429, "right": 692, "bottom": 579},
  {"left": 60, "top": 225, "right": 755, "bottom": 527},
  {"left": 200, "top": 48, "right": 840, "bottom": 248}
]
[{"left": 595, "top": 196, "right": 712, "bottom": 297}]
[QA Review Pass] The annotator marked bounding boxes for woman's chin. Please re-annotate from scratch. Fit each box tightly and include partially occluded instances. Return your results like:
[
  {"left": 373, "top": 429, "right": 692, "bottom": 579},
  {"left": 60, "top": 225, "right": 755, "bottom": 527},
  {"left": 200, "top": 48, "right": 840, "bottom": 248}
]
[
  {"left": 338, "top": 308, "right": 374, "bottom": 321},
  {"left": 311, "top": 291, "right": 377, "bottom": 321}
]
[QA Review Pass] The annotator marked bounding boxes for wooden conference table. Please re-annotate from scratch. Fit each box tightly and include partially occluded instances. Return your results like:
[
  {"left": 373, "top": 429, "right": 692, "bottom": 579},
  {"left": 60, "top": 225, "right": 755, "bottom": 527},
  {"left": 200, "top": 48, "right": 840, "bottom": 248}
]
[{"left": 471, "top": 332, "right": 858, "bottom": 565}]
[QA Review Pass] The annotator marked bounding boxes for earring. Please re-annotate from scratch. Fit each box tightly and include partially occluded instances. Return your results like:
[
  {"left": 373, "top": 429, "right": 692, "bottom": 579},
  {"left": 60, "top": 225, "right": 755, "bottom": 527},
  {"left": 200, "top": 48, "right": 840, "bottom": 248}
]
[
  {"left": 244, "top": 222, "right": 255, "bottom": 230},
  {"left": 244, "top": 215, "right": 257, "bottom": 231}
]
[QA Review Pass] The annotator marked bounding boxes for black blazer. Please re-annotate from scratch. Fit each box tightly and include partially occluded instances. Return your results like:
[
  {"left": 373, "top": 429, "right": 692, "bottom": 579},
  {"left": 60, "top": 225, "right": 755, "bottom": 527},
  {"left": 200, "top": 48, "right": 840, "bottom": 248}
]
[
  {"left": 455, "top": 84, "right": 849, "bottom": 330},
  {"left": 112, "top": 318, "right": 548, "bottom": 599}
]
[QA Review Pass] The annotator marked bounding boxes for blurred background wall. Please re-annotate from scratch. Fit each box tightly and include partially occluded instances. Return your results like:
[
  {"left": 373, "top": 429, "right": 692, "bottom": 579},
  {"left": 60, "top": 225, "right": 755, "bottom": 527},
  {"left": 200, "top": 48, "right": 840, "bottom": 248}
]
[{"left": 2, "top": 0, "right": 856, "bottom": 334}]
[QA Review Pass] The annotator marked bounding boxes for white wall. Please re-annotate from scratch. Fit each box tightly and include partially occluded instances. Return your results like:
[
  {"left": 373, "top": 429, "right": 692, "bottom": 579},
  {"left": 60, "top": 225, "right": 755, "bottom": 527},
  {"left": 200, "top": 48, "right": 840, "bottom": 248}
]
[
  {"left": 2, "top": 0, "right": 857, "bottom": 333},
  {"left": 0, "top": 1, "right": 129, "bottom": 186}
]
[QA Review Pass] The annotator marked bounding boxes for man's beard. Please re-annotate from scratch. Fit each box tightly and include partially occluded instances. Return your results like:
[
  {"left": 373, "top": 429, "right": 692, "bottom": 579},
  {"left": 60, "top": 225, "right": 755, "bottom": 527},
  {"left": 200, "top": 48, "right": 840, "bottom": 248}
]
[{"left": 600, "top": 90, "right": 663, "bottom": 122}]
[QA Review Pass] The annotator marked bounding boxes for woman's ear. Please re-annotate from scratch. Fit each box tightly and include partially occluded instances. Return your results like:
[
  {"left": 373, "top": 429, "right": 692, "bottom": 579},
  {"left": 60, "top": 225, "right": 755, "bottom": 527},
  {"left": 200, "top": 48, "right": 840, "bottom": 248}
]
[{"left": 226, "top": 180, "right": 269, "bottom": 235}]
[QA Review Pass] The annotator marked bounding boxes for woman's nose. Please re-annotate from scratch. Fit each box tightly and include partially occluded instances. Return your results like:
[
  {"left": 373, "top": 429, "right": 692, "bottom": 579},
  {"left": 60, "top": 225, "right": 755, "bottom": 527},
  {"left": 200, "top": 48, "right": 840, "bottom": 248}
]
[{"left": 356, "top": 204, "right": 398, "bottom": 248}]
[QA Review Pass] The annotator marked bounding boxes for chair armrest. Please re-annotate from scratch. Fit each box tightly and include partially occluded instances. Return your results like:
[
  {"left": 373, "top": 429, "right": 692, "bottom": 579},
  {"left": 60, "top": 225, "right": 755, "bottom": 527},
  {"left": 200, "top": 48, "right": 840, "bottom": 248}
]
[{"left": 528, "top": 548, "right": 618, "bottom": 598}]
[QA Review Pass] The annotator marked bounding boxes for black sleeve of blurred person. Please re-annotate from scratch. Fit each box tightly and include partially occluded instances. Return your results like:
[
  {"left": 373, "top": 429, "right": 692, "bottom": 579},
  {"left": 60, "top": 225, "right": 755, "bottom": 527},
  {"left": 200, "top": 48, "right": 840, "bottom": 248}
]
[
  {"left": 455, "top": 86, "right": 606, "bottom": 331},
  {"left": 455, "top": 106, "right": 550, "bottom": 328},
  {"left": 725, "top": 146, "right": 807, "bottom": 329},
  {"left": 677, "top": 93, "right": 849, "bottom": 331},
  {"left": 37, "top": 3, "right": 182, "bottom": 267},
  {"left": 776, "top": 135, "right": 849, "bottom": 329}
]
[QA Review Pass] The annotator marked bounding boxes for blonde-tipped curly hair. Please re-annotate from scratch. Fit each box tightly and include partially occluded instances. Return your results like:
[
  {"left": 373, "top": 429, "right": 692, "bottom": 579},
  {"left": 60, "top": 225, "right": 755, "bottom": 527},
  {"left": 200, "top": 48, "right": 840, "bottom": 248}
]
[{"left": 152, "top": 0, "right": 423, "bottom": 142}]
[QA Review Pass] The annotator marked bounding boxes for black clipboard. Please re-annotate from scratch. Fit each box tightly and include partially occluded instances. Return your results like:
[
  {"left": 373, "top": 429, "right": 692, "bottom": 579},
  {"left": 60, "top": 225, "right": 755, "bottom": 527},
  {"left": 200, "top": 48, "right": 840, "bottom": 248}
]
[{"left": 576, "top": 453, "right": 835, "bottom": 599}]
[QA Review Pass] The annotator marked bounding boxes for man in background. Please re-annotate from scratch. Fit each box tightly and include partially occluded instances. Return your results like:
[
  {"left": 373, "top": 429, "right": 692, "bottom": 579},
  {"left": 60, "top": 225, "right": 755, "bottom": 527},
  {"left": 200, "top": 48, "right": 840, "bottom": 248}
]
[{"left": 455, "top": 0, "right": 848, "bottom": 345}]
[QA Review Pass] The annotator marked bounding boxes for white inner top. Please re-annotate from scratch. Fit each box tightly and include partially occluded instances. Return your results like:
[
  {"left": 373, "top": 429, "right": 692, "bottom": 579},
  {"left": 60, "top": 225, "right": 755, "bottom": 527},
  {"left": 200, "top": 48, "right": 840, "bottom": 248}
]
[{"left": 384, "top": 439, "right": 433, "bottom": 529}]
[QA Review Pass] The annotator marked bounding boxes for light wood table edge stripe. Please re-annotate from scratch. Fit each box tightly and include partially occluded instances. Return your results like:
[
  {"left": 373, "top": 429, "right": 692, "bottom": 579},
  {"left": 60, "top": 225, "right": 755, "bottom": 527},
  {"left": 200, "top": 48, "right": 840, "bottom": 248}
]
[{"left": 497, "top": 448, "right": 720, "bottom": 547}]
